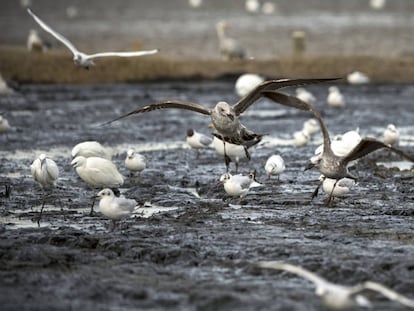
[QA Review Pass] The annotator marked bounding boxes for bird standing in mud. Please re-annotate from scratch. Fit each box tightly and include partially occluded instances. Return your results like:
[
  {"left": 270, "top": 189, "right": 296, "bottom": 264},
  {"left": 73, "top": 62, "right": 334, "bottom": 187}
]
[
  {"left": 261, "top": 90, "right": 414, "bottom": 203},
  {"left": 124, "top": 149, "right": 147, "bottom": 177},
  {"left": 107, "top": 78, "right": 337, "bottom": 171},
  {"left": 97, "top": 188, "right": 137, "bottom": 231},
  {"left": 71, "top": 156, "right": 124, "bottom": 215},
  {"left": 27, "top": 8, "right": 159, "bottom": 69},
  {"left": 30, "top": 154, "right": 59, "bottom": 224},
  {"left": 219, "top": 172, "right": 262, "bottom": 203},
  {"left": 256, "top": 261, "right": 414, "bottom": 310},
  {"left": 186, "top": 128, "right": 213, "bottom": 158}
]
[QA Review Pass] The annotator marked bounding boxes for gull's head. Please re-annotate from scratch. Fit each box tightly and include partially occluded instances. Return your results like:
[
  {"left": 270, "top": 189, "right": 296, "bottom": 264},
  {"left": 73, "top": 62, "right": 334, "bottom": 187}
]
[
  {"left": 126, "top": 149, "right": 135, "bottom": 158},
  {"left": 39, "top": 154, "right": 47, "bottom": 167},
  {"left": 305, "top": 158, "right": 319, "bottom": 171},
  {"left": 187, "top": 129, "right": 194, "bottom": 137},
  {"left": 219, "top": 173, "right": 232, "bottom": 183},
  {"left": 214, "top": 101, "right": 234, "bottom": 121},
  {"left": 71, "top": 156, "right": 86, "bottom": 168},
  {"left": 387, "top": 124, "right": 397, "bottom": 132},
  {"left": 97, "top": 188, "right": 114, "bottom": 199}
]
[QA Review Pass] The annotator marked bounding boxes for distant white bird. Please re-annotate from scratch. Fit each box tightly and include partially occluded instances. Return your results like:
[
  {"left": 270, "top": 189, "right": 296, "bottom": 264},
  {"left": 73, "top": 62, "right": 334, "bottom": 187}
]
[
  {"left": 211, "top": 136, "right": 253, "bottom": 173},
  {"left": 257, "top": 261, "right": 414, "bottom": 310},
  {"left": 245, "top": 0, "right": 260, "bottom": 13},
  {"left": 27, "top": 29, "right": 45, "bottom": 52},
  {"left": 370, "top": 0, "right": 386, "bottom": 10},
  {"left": 302, "top": 118, "right": 319, "bottom": 137},
  {"left": 27, "top": 8, "right": 159, "bottom": 69},
  {"left": 292, "top": 130, "right": 310, "bottom": 147},
  {"left": 327, "top": 86, "right": 345, "bottom": 108},
  {"left": 71, "top": 141, "right": 112, "bottom": 160},
  {"left": 216, "top": 20, "right": 246, "bottom": 60},
  {"left": 347, "top": 71, "right": 370, "bottom": 85},
  {"left": 30, "top": 154, "right": 59, "bottom": 223},
  {"left": 0, "top": 115, "right": 10, "bottom": 134},
  {"left": 97, "top": 188, "right": 137, "bottom": 231},
  {"left": 219, "top": 172, "right": 262, "bottom": 200},
  {"left": 261, "top": 2, "right": 277, "bottom": 15},
  {"left": 265, "top": 155, "right": 285, "bottom": 180},
  {"left": 320, "top": 175, "right": 356, "bottom": 205},
  {"left": 124, "top": 149, "right": 147, "bottom": 177},
  {"left": 188, "top": 0, "right": 202, "bottom": 8},
  {"left": 71, "top": 156, "right": 124, "bottom": 215},
  {"left": 186, "top": 129, "right": 213, "bottom": 158},
  {"left": 65, "top": 6, "right": 79, "bottom": 19},
  {"left": 296, "top": 87, "right": 316, "bottom": 105},
  {"left": 0, "top": 74, "right": 14, "bottom": 95},
  {"left": 235, "top": 73, "right": 265, "bottom": 98},
  {"left": 383, "top": 124, "right": 399, "bottom": 146}
]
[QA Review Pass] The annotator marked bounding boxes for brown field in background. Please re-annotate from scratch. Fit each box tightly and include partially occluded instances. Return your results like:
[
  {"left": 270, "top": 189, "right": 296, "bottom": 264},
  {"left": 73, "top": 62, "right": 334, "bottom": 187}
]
[{"left": 2, "top": 45, "right": 414, "bottom": 84}]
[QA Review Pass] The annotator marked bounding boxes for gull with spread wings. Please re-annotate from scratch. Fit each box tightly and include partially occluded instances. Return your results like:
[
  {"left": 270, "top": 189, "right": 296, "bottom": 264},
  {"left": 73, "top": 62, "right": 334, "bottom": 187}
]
[
  {"left": 261, "top": 90, "right": 414, "bottom": 202},
  {"left": 107, "top": 78, "right": 336, "bottom": 170},
  {"left": 27, "top": 8, "right": 159, "bottom": 69}
]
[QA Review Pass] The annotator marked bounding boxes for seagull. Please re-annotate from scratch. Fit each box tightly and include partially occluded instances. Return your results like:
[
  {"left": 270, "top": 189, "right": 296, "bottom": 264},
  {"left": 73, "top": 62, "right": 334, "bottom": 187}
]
[
  {"left": 186, "top": 128, "right": 213, "bottom": 158},
  {"left": 30, "top": 154, "right": 59, "bottom": 224},
  {"left": 261, "top": 1, "right": 277, "bottom": 15},
  {"left": 319, "top": 175, "right": 356, "bottom": 205},
  {"left": 71, "top": 141, "right": 112, "bottom": 160},
  {"left": 27, "top": 8, "right": 159, "bottom": 69},
  {"left": 292, "top": 130, "right": 310, "bottom": 147},
  {"left": 219, "top": 172, "right": 262, "bottom": 201},
  {"left": 245, "top": 0, "right": 260, "bottom": 14},
  {"left": 235, "top": 73, "right": 265, "bottom": 98},
  {"left": 124, "top": 149, "right": 147, "bottom": 177},
  {"left": 265, "top": 155, "right": 285, "bottom": 180},
  {"left": 296, "top": 87, "right": 316, "bottom": 105},
  {"left": 256, "top": 261, "right": 414, "bottom": 310},
  {"left": 211, "top": 135, "right": 253, "bottom": 173},
  {"left": 215, "top": 20, "right": 246, "bottom": 60},
  {"left": 261, "top": 90, "right": 414, "bottom": 203},
  {"left": 302, "top": 118, "right": 319, "bottom": 137},
  {"left": 97, "top": 188, "right": 137, "bottom": 231},
  {"left": 347, "top": 71, "right": 370, "bottom": 85},
  {"left": 383, "top": 124, "right": 399, "bottom": 146},
  {"left": 188, "top": 0, "right": 203, "bottom": 8},
  {"left": 0, "top": 74, "right": 14, "bottom": 95},
  {"left": 71, "top": 156, "right": 124, "bottom": 215},
  {"left": 107, "top": 78, "right": 336, "bottom": 171},
  {"left": 0, "top": 115, "right": 11, "bottom": 134},
  {"left": 327, "top": 86, "right": 345, "bottom": 108},
  {"left": 27, "top": 29, "right": 45, "bottom": 52}
]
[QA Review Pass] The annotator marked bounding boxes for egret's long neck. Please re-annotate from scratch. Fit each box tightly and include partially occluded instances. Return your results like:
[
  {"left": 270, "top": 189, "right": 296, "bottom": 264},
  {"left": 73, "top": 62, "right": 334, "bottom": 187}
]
[{"left": 216, "top": 25, "right": 226, "bottom": 42}]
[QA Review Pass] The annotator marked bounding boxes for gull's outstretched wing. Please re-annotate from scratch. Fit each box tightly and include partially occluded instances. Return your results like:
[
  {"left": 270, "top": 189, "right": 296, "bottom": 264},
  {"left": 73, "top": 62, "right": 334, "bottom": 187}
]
[
  {"left": 105, "top": 100, "right": 211, "bottom": 125},
  {"left": 85, "top": 49, "right": 159, "bottom": 60},
  {"left": 27, "top": 8, "right": 79, "bottom": 55},
  {"left": 233, "top": 78, "right": 339, "bottom": 115},
  {"left": 342, "top": 137, "right": 414, "bottom": 164},
  {"left": 256, "top": 261, "right": 328, "bottom": 288},
  {"left": 357, "top": 281, "right": 414, "bottom": 309}
]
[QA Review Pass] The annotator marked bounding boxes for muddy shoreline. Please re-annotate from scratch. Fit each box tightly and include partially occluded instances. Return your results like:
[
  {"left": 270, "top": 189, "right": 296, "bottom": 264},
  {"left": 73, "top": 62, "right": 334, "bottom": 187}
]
[{"left": 1, "top": 81, "right": 414, "bottom": 310}]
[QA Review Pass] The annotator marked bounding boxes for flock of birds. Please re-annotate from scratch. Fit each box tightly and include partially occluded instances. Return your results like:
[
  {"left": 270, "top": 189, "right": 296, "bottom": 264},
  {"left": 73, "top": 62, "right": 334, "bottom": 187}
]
[{"left": 2, "top": 1, "right": 413, "bottom": 309}]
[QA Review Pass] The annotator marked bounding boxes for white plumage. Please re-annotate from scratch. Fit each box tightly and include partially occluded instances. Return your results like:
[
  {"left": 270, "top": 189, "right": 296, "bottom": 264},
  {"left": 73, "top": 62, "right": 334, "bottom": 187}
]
[
  {"left": 383, "top": 124, "right": 399, "bottom": 146},
  {"left": 31, "top": 154, "right": 59, "bottom": 188},
  {"left": 125, "top": 149, "right": 147, "bottom": 176},
  {"left": 97, "top": 188, "right": 137, "bottom": 231},
  {"left": 327, "top": 86, "right": 345, "bottom": 108},
  {"left": 186, "top": 129, "right": 213, "bottom": 157},
  {"left": 216, "top": 21, "right": 246, "bottom": 60},
  {"left": 321, "top": 176, "right": 356, "bottom": 198},
  {"left": 211, "top": 136, "right": 253, "bottom": 173},
  {"left": 302, "top": 118, "right": 319, "bottom": 137},
  {"left": 0, "top": 115, "right": 11, "bottom": 134},
  {"left": 71, "top": 141, "right": 112, "bottom": 160},
  {"left": 296, "top": 87, "right": 316, "bottom": 105},
  {"left": 219, "top": 172, "right": 262, "bottom": 198},
  {"left": 265, "top": 155, "right": 285, "bottom": 180},
  {"left": 27, "top": 29, "right": 45, "bottom": 52},
  {"left": 235, "top": 73, "right": 265, "bottom": 98},
  {"left": 347, "top": 71, "right": 370, "bottom": 85}
]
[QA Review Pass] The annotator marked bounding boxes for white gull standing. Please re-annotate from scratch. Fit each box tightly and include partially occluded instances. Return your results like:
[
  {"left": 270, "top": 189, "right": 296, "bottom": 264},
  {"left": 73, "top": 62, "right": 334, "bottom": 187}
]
[
  {"left": 71, "top": 141, "right": 112, "bottom": 160},
  {"left": 219, "top": 172, "right": 262, "bottom": 201},
  {"left": 383, "top": 124, "right": 399, "bottom": 146},
  {"left": 97, "top": 188, "right": 137, "bottom": 231},
  {"left": 296, "top": 87, "right": 316, "bottom": 105},
  {"left": 124, "top": 149, "right": 147, "bottom": 177},
  {"left": 186, "top": 128, "right": 213, "bottom": 158},
  {"left": 265, "top": 154, "right": 285, "bottom": 180},
  {"left": 347, "top": 71, "right": 370, "bottom": 85},
  {"left": 320, "top": 175, "right": 356, "bottom": 205},
  {"left": 327, "top": 86, "right": 345, "bottom": 108},
  {"left": 27, "top": 8, "right": 159, "bottom": 69}
]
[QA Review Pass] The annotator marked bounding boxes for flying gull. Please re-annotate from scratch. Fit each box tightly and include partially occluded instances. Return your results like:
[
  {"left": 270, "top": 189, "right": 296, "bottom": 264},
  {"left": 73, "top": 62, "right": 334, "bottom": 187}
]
[
  {"left": 261, "top": 90, "right": 414, "bottom": 202},
  {"left": 27, "top": 8, "right": 159, "bottom": 69}
]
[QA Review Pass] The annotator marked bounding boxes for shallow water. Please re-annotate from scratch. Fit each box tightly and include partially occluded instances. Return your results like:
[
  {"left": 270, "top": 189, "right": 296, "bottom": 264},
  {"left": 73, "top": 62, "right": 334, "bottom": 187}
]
[{"left": 1, "top": 80, "right": 414, "bottom": 310}]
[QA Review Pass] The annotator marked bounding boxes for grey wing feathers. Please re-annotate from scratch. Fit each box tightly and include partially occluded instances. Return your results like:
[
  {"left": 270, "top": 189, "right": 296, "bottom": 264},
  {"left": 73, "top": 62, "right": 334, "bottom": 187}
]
[
  {"left": 199, "top": 134, "right": 213, "bottom": 146},
  {"left": 233, "top": 78, "right": 340, "bottom": 115},
  {"left": 104, "top": 100, "right": 211, "bottom": 125}
]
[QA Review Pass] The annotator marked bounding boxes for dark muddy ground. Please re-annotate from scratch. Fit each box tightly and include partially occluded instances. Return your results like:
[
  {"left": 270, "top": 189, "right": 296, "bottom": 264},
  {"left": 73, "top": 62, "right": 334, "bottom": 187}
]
[{"left": 1, "top": 80, "right": 414, "bottom": 310}]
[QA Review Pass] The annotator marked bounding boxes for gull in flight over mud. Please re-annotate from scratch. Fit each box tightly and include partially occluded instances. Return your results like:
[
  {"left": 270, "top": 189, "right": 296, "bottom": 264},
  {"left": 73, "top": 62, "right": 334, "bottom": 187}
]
[
  {"left": 256, "top": 261, "right": 414, "bottom": 310},
  {"left": 261, "top": 90, "right": 414, "bottom": 203},
  {"left": 27, "top": 8, "right": 159, "bottom": 69},
  {"left": 107, "top": 78, "right": 337, "bottom": 171}
]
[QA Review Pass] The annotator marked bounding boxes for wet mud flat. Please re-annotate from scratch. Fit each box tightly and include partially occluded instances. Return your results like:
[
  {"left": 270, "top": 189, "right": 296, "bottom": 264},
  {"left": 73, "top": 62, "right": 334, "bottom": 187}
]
[{"left": 1, "top": 81, "right": 414, "bottom": 310}]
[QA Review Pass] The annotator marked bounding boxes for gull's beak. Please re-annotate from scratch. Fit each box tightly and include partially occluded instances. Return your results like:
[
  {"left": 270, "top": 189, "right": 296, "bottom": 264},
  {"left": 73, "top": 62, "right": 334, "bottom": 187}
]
[
  {"left": 227, "top": 113, "right": 234, "bottom": 121},
  {"left": 304, "top": 161, "right": 315, "bottom": 171}
]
